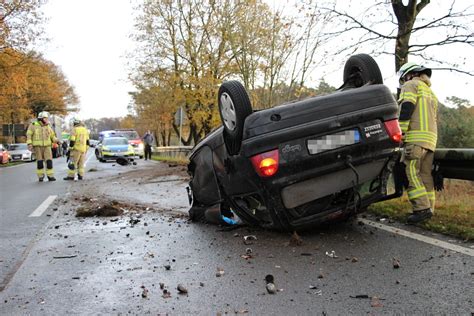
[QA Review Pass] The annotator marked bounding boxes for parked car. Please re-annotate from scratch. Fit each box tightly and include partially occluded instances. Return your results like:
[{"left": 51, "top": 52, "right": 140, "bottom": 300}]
[
  {"left": 187, "top": 54, "right": 407, "bottom": 231},
  {"left": 0, "top": 144, "right": 10, "bottom": 164},
  {"left": 95, "top": 137, "right": 135, "bottom": 162},
  {"left": 7, "top": 143, "right": 35, "bottom": 162},
  {"left": 115, "top": 129, "right": 144, "bottom": 159}
]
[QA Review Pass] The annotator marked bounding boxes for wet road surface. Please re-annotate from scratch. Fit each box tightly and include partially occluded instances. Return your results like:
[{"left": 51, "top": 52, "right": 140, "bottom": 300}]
[{"left": 0, "top": 157, "right": 473, "bottom": 315}]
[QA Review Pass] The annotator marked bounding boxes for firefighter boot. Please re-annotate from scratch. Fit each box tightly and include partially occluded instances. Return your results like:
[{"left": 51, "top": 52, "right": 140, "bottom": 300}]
[
  {"left": 407, "top": 208, "right": 433, "bottom": 224},
  {"left": 63, "top": 176, "right": 74, "bottom": 181},
  {"left": 47, "top": 176, "right": 56, "bottom": 181}
]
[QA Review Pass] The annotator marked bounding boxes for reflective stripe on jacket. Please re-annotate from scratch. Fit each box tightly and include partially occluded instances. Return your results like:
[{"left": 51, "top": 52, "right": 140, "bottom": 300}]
[
  {"left": 26, "top": 121, "right": 56, "bottom": 147},
  {"left": 70, "top": 125, "right": 89, "bottom": 153},
  {"left": 398, "top": 76, "right": 438, "bottom": 151}
]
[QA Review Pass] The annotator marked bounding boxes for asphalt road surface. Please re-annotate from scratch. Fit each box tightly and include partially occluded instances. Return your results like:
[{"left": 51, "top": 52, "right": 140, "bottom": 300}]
[{"left": 0, "top": 153, "right": 473, "bottom": 315}]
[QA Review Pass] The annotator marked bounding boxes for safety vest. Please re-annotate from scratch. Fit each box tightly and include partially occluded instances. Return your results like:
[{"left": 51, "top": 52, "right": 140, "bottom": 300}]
[
  {"left": 70, "top": 125, "right": 89, "bottom": 153},
  {"left": 26, "top": 121, "right": 56, "bottom": 147},
  {"left": 398, "top": 76, "right": 438, "bottom": 151}
]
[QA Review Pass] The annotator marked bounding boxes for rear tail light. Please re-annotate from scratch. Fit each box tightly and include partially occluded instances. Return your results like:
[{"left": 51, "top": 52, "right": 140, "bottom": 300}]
[
  {"left": 250, "top": 149, "right": 279, "bottom": 177},
  {"left": 384, "top": 119, "right": 402, "bottom": 143}
]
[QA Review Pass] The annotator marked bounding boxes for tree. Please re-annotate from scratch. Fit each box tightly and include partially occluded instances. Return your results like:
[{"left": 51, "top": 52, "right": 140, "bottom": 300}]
[
  {"left": 0, "top": 0, "right": 46, "bottom": 52},
  {"left": 0, "top": 50, "right": 79, "bottom": 125},
  {"left": 316, "top": 0, "right": 474, "bottom": 72}
]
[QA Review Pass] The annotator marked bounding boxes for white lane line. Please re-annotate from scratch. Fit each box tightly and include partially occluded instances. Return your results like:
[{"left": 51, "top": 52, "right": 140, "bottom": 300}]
[
  {"left": 359, "top": 218, "right": 474, "bottom": 257},
  {"left": 29, "top": 195, "right": 57, "bottom": 217}
]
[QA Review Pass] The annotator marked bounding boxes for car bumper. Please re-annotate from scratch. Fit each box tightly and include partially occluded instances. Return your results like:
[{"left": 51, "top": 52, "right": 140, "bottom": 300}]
[
  {"left": 102, "top": 152, "right": 135, "bottom": 160},
  {"left": 10, "top": 155, "right": 32, "bottom": 161}
]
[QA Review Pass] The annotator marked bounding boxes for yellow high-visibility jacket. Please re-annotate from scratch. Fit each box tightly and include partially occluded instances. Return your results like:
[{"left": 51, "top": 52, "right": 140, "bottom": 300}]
[
  {"left": 26, "top": 121, "right": 57, "bottom": 147},
  {"left": 70, "top": 125, "right": 89, "bottom": 153},
  {"left": 398, "top": 76, "right": 438, "bottom": 151}
]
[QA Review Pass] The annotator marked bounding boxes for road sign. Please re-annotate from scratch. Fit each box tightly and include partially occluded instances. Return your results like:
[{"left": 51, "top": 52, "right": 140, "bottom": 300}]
[
  {"left": 2, "top": 124, "right": 26, "bottom": 136},
  {"left": 174, "top": 107, "right": 187, "bottom": 126}
]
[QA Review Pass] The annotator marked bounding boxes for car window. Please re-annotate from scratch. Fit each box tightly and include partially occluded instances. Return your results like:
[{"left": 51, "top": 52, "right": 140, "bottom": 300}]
[
  {"left": 117, "top": 131, "right": 139, "bottom": 140},
  {"left": 8, "top": 144, "right": 27, "bottom": 150},
  {"left": 103, "top": 138, "right": 128, "bottom": 146}
]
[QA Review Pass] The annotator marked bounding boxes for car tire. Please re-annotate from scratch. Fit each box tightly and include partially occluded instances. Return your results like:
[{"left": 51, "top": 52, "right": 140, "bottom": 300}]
[
  {"left": 343, "top": 54, "right": 383, "bottom": 87},
  {"left": 99, "top": 158, "right": 105, "bottom": 163},
  {"left": 218, "top": 81, "right": 253, "bottom": 155}
]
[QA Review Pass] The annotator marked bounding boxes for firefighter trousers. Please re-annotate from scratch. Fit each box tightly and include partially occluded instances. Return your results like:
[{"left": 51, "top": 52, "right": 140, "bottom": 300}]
[
  {"left": 403, "top": 144, "right": 435, "bottom": 212},
  {"left": 34, "top": 146, "right": 54, "bottom": 179},
  {"left": 67, "top": 150, "right": 86, "bottom": 177}
]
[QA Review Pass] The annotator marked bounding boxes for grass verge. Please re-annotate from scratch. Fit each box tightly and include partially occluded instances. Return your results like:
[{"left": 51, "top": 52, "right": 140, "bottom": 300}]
[
  {"left": 368, "top": 179, "right": 474, "bottom": 241},
  {"left": 0, "top": 161, "right": 24, "bottom": 168},
  {"left": 151, "top": 154, "right": 189, "bottom": 165}
]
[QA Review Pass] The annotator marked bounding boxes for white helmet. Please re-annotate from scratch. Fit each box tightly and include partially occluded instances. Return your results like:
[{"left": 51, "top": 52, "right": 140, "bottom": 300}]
[
  {"left": 38, "top": 111, "right": 50, "bottom": 119},
  {"left": 71, "top": 116, "right": 82, "bottom": 125}
]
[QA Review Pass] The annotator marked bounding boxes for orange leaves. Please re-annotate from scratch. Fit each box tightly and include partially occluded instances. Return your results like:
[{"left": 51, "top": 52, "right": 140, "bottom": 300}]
[{"left": 0, "top": 49, "right": 78, "bottom": 124}]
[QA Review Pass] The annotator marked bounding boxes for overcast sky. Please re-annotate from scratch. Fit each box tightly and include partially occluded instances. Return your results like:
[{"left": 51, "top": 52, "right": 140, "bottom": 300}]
[{"left": 41, "top": 0, "right": 474, "bottom": 119}]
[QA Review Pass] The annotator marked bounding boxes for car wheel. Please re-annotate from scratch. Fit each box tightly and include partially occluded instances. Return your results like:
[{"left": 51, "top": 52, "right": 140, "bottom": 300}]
[
  {"left": 343, "top": 54, "right": 383, "bottom": 88},
  {"left": 95, "top": 150, "right": 100, "bottom": 159},
  {"left": 218, "top": 80, "right": 253, "bottom": 155},
  {"left": 99, "top": 158, "right": 105, "bottom": 163}
]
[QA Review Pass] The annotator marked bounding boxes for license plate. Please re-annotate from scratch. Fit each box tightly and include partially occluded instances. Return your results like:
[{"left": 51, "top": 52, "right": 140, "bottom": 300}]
[
  {"left": 13, "top": 155, "right": 21, "bottom": 159},
  {"left": 307, "top": 129, "right": 360, "bottom": 154}
]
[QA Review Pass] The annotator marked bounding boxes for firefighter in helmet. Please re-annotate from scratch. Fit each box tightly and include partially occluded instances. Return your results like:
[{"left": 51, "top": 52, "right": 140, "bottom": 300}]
[
  {"left": 64, "top": 116, "right": 90, "bottom": 180},
  {"left": 398, "top": 62, "right": 438, "bottom": 223},
  {"left": 26, "top": 111, "right": 58, "bottom": 182}
]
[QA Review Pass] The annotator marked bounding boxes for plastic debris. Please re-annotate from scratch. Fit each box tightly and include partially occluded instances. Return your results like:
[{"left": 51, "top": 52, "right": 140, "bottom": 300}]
[
  {"left": 216, "top": 267, "right": 225, "bottom": 277},
  {"left": 393, "top": 258, "right": 401, "bottom": 269},
  {"left": 243, "top": 235, "right": 257, "bottom": 245},
  {"left": 325, "top": 250, "right": 338, "bottom": 258}
]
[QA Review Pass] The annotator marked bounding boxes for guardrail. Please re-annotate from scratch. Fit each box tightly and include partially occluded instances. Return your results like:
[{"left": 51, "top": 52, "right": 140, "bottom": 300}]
[{"left": 152, "top": 146, "right": 194, "bottom": 159}]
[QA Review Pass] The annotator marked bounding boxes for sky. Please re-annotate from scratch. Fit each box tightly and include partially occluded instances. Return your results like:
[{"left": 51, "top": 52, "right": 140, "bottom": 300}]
[
  {"left": 41, "top": 0, "right": 136, "bottom": 119},
  {"left": 40, "top": 0, "right": 474, "bottom": 120}
]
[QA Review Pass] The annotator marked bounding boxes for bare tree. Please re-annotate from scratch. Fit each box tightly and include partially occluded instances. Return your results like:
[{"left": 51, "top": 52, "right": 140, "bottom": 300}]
[{"left": 316, "top": 0, "right": 474, "bottom": 73}]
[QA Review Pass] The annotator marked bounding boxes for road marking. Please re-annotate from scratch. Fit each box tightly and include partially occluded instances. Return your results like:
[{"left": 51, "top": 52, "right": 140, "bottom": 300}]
[
  {"left": 29, "top": 195, "right": 57, "bottom": 217},
  {"left": 359, "top": 218, "right": 474, "bottom": 257}
]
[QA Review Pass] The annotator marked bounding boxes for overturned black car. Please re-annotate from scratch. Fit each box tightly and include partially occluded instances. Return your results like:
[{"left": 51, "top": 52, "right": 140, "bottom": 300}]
[{"left": 187, "top": 54, "right": 406, "bottom": 231}]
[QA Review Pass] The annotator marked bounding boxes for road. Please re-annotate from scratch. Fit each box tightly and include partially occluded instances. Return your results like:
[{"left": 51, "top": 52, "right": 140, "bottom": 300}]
[{"left": 0, "top": 153, "right": 473, "bottom": 315}]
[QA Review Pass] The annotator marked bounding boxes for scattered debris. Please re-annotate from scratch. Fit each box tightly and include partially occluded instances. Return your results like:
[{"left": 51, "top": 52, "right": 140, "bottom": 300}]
[
  {"left": 265, "top": 274, "right": 277, "bottom": 294},
  {"left": 76, "top": 200, "right": 124, "bottom": 217},
  {"left": 52, "top": 255, "right": 77, "bottom": 259},
  {"left": 371, "top": 296, "right": 384, "bottom": 308},
  {"left": 141, "top": 286, "right": 149, "bottom": 298},
  {"left": 88, "top": 168, "right": 98, "bottom": 172},
  {"left": 309, "top": 285, "right": 318, "bottom": 290},
  {"left": 325, "top": 250, "right": 338, "bottom": 258},
  {"left": 350, "top": 294, "right": 370, "bottom": 299},
  {"left": 243, "top": 235, "right": 257, "bottom": 245},
  {"left": 300, "top": 253, "right": 312, "bottom": 256},
  {"left": 159, "top": 283, "right": 165, "bottom": 289},
  {"left": 216, "top": 267, "right": 225, "bottom": 277},
  {"left": 393, "top": 258, "right": 401, "bottom": 269},
  {"left": 177, "top": 284, "right": 188, "bottom": 294},
  {"left": 164, "top": 264, "right": 171, "bottom": 271},
  {"left": 162, "top": 289, "right": 171, "bottom": 299},
  {"left": 351, "top": 257, "right": 359, "bottom": 263},
  {"left": 289, "top": 231, "right": 303, "bottom": 246}
]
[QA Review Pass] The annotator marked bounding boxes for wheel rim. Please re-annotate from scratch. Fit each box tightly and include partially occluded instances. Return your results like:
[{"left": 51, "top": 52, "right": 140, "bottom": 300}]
[{"left": 220, "top": 92, "right": 237, "bottom": 131}]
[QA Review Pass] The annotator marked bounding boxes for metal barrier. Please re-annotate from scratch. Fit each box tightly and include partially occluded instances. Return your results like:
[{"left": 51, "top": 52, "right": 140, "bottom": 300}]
[{"left": 152, "top": 146, "right": 193, "bottom": 159}]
